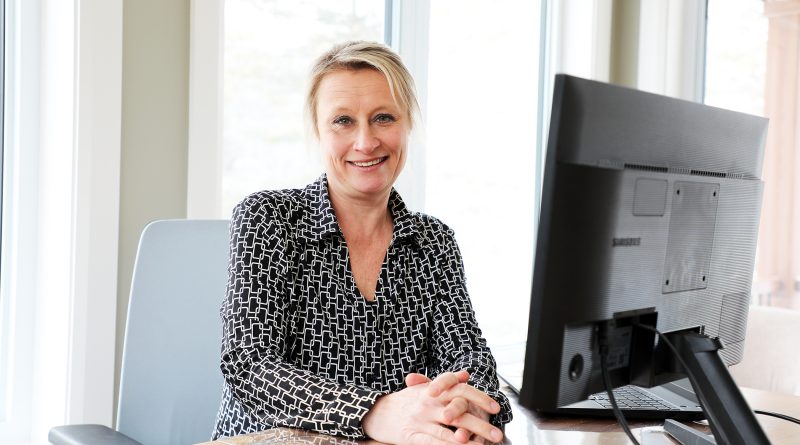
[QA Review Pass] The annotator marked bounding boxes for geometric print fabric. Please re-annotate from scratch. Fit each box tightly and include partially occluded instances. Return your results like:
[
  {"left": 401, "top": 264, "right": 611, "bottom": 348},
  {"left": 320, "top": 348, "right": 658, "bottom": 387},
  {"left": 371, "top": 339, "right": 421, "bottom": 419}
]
[{"left": 212, "top": 175, "right": 512, "bottom": 439}]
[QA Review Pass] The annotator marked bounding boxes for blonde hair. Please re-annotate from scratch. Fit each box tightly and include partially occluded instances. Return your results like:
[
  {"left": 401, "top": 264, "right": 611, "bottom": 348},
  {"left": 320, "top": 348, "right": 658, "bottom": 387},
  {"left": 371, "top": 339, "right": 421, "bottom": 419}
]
[{"left": 306, "top": 41, "right": 420, "bottom": 137}]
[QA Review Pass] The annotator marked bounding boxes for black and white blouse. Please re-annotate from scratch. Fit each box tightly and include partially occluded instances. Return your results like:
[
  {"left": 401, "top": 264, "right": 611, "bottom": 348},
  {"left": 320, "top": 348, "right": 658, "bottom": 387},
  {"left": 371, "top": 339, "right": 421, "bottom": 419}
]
[{"left": 212, "top": 175, "right": 513, "bottom": 440}]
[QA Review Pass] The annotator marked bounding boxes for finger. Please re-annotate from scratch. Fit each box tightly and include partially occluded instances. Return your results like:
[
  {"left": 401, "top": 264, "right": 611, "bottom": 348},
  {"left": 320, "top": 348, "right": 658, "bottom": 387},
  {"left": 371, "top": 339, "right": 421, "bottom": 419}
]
[
  {"left": 409, "top": 425, "right": 458, "bottom": 445},
  {"left": 450, "top": 412, "right": 504, "bottom": 444},
  {"left": 427, "top": 372, "right": 462, "bottom": 397},
  {"left": 442, "top": 397, "right": 469, "bottom": 423},
  {"left": 459, "top": 430, "right": 488, "bottom": 445},
  {"left": 421, "top": 420, "right": 458, "bottom": 443},
  {"left": 408, "top": 432, "right": 455, "bottom": 445},
  {"left": 406, "top": 372, "right": 432, "bottom": 387},
  {"left": 440, "top": 384, "right": 501, "bottom": 415},
  {"left": 456, "top": 430, "right": 486, "bottom": 445},
  {"left": 454, "top": 427, "right": 471, "bottom": 443}
]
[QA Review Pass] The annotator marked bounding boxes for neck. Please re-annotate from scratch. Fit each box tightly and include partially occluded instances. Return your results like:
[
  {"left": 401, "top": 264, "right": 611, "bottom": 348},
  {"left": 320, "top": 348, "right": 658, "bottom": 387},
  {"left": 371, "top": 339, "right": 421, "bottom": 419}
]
[{"left": 327, "top": 182, "right": 393, "bottom": 239}]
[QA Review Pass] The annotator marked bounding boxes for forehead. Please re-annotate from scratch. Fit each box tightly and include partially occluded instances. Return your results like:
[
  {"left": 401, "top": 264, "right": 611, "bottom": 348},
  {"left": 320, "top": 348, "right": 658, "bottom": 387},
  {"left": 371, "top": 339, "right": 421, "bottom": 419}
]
[{"left": 316, "top": 69, "right": 398, "bottom": 112}]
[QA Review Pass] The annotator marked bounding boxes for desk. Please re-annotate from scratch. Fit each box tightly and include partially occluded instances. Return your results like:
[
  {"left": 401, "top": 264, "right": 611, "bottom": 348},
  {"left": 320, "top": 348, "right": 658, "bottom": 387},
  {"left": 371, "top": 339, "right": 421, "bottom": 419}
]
[{"left": 198, "top": 386, "right": 800, "bottom": 444}]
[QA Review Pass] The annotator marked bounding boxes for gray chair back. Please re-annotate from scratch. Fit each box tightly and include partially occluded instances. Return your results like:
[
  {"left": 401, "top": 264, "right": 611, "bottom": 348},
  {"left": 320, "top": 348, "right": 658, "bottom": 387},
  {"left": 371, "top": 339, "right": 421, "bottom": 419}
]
[{"left": 117, "top": 220, "right": 228, "bottom": 445}]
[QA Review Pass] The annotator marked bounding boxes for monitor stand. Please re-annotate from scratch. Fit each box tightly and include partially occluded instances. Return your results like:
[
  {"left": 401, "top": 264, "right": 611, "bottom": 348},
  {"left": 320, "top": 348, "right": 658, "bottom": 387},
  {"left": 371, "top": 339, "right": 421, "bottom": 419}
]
[{"left": 669, "top": 331, "right": 770, "bottom": 445}]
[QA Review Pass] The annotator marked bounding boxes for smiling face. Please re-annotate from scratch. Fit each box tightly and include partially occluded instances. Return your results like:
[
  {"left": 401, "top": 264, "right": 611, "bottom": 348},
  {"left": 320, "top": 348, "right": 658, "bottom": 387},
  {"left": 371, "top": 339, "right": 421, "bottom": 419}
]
[{"left": 315, "top": 68, "right": 409, "bottom": 203}]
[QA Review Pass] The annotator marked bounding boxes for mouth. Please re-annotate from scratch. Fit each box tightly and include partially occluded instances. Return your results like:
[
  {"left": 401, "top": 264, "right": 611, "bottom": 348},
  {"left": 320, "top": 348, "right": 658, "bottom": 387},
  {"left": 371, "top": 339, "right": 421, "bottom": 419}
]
[{"left": 348, "top": 156, "right": 388, "bottom": 168}]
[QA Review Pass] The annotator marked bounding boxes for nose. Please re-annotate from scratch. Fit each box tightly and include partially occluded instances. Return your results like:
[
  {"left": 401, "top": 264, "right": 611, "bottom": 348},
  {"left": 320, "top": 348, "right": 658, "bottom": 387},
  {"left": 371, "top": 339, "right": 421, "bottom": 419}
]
[{"left": 354, "top": 124, "right": 379, "bottom": 153}]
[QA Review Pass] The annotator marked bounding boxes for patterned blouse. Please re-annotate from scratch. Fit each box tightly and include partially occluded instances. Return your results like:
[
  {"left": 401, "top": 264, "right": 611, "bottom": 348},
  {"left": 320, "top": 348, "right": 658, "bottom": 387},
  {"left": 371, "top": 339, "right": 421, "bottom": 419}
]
[{"left": 212, "top": 175, "right": 513, "bottom": 439}]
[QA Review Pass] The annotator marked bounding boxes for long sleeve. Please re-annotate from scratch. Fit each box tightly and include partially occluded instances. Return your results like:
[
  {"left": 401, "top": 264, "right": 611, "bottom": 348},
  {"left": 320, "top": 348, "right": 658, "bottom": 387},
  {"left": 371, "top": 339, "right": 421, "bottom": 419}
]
[
  {"left": 218, "top": 198, "right": 385, "bottom": 438},
  {"left": 429, "top": 228, "right": 513, "bottom": 427}
]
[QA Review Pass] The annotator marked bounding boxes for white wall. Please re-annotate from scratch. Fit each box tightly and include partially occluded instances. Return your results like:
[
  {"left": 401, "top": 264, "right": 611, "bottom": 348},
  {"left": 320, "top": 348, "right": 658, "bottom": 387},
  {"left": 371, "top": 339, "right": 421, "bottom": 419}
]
[{"left": 115, "top": 0, "right": 191, "bottom": 415}]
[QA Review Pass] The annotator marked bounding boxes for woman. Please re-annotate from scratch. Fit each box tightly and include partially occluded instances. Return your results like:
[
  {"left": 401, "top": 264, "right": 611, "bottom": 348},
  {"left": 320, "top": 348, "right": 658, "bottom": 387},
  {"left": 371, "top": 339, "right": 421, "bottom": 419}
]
[{"left": 213, "top": 41, "right": 512, "bottom": 444}]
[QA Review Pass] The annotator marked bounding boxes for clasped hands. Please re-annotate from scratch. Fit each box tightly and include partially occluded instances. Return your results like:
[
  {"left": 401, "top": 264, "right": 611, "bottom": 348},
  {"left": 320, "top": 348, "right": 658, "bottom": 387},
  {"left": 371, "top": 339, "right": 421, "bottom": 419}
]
[{"left": 362, "top": 370, "right": 503, "bottom": 445}]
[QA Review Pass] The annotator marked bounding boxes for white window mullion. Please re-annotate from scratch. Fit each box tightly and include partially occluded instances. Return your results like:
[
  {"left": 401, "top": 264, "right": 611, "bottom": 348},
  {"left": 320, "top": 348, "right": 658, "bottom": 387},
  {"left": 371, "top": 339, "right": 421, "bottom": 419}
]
[
  {"left": 550, "top": 0, "right": 614, "bottom": 81},
  {"left": 187, "top": 0, "right": 224, "bottom": 219},
  {"left": 638, "top": 0, "right": 707, "bottom": 101},
  {"left": 31, "top": 0, "right": 76, "bottom": 438},
  {"left": 0, "top": 2, "right": 40, "bottom": 441},
  {"left": 387, "top": 0, "right": 430, "bottom": 213},
  {"left": 67, "top": 0, "right": 122, "bottom": 427}
]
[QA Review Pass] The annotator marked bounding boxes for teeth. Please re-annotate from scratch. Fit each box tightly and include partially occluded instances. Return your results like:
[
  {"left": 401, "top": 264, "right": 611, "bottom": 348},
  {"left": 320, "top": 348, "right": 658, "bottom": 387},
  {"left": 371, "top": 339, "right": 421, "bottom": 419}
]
[{"left": 352, "top": 158, "right": 384, "bottom": 167}]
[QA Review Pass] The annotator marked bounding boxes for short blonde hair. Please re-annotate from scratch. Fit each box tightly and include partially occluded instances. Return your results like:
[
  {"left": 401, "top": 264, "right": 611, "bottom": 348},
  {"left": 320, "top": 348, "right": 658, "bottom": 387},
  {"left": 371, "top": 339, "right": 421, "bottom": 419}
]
[{"left": 306, "top": 41, "right": 420, "bottom": 137}]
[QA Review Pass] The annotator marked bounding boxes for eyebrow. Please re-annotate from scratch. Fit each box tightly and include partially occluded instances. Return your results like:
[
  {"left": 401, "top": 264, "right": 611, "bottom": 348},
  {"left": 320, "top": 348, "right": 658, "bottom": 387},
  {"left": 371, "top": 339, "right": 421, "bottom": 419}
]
[{"left": 323, "top": 106, "right": 401, "bottom": 117}]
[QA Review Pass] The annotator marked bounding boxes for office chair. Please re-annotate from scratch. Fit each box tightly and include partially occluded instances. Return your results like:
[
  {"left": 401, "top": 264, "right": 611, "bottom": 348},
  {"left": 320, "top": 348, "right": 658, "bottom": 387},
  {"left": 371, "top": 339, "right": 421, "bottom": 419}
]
[
  {"left": 49, "top": 219, "right": 230, "bottom": 445},
  {"left": 730, "top": 304, "right": 800, "bottom": 396}
]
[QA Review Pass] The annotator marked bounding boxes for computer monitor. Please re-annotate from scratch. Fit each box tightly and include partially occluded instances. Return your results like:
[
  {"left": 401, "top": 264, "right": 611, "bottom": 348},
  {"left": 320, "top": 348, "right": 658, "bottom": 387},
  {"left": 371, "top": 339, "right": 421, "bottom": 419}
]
[{"left": 519, "top": 75, "right": 770, "bottom": 443}]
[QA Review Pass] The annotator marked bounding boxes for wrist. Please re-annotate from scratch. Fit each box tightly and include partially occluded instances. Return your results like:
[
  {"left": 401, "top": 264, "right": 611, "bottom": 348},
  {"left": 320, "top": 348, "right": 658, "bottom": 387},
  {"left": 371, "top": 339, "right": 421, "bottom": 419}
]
[{"left": 362, "top": 393, "right": 389, "bottom": 438}]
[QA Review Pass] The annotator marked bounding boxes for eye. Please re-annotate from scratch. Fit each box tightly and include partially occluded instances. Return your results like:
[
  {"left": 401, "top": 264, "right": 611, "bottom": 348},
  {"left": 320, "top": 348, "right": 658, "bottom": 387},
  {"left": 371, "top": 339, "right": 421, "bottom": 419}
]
[
  {"left": 373, "top": 113, "right": 397, "bottom": 124},
  {"left": 332, "top": 115, "right": 353, "bottom": 126}
]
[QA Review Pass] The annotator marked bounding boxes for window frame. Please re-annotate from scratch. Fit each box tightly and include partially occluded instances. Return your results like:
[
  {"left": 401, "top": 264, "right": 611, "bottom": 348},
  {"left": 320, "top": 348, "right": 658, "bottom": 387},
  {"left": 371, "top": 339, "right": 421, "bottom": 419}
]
[
  {"left": 385, "top": 0, "right": 430, "bottom": 212},
  {"left": 0, "top": 2, "right": 5, "bottom": 425},
  {"left": 0, "top": 0, "right": 35, "bottom": 438},
  {"left": 0, "top": 0, "right": 122, "bottom": 440},
  {"left": 187, "top": 0, "right": 223, "bottom": 219}
]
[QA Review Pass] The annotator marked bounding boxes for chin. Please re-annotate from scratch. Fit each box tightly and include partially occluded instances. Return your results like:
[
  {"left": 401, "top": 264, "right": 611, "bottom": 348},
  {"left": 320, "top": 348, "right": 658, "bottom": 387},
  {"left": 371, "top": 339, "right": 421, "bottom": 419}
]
[{"left": 350, "top": 177, "right": 393, "bottom": 196}]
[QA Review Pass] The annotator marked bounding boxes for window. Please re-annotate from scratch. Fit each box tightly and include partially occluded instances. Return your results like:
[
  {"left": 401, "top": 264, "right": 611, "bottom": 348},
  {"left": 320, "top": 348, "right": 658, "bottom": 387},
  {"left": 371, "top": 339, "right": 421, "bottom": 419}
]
[
  {"left": 1, "top": 0, "right": 122, "bottom": 440},
  {"left": 706, "top": 0, "right": 800, "bottom": 310},
  {"left": 0, "top": 0, "right": 9, "bottom": 422},
  {"left": 218, "top": 1, "right": 544, "bottom": 350},
  {"left": 705, "top": 0, "right": 766, "bottom": 116},
  {"left": 0, "top": 0, "right": 12, "bottom": 431},
  {"left": 221, "top": 0, "right": 386, "bottom": 215},
  {"left": 423, "top": 0, "right": 542, "bottom": 348}
]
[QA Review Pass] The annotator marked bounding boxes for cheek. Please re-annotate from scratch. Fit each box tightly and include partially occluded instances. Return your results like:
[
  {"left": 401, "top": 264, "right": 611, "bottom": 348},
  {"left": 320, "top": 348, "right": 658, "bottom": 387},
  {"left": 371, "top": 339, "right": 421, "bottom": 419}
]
[
  {"left": 319, "top": 133, "right": 349, "bottom": 160},
  {"left": 392, "top": 131, "right": 409, "bottom": 157},
  {"left": 380, "top": 126, "right": 407, "bottom": 150}
]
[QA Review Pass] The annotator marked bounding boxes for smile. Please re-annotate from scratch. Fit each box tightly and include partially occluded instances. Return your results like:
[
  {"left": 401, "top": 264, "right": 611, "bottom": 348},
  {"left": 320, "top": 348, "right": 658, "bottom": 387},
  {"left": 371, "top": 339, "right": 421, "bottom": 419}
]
[{"left": 349, "top": 157, "right": 387, "bottom": 167}]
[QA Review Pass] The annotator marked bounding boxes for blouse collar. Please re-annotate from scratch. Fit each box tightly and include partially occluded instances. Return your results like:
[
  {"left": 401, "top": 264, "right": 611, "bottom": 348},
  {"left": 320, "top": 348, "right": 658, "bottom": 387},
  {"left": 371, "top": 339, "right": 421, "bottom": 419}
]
[{"left": 302, "top": 174, "right": 420, "bottom": 246}]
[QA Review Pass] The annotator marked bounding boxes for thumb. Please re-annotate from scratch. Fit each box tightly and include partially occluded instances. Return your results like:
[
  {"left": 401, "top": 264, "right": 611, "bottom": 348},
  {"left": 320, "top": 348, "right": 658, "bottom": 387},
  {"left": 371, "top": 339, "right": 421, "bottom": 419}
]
[
  {"left": 405, "top": 373, "right": 432, "bottom": 387},
  {"left": 455, "top": 370, "right": 471, "bottom": 383}
]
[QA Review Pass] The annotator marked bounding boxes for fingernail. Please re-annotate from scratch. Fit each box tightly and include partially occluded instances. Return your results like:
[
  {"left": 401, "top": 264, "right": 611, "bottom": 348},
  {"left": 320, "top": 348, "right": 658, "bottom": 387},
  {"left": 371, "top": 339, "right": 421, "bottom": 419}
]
[
  {"left": 491, "top": 401, "right": 500, "bottom": 411},
  {"left": 491, "top": 429, "right": 502, "bottom": 440}
]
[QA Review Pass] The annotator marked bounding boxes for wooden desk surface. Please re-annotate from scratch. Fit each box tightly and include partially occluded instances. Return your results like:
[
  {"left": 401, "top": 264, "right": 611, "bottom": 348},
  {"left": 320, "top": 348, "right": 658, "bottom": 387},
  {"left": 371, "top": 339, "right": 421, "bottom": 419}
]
[{"left": 198, "top": 386, "right": 800, "bottom": 445}]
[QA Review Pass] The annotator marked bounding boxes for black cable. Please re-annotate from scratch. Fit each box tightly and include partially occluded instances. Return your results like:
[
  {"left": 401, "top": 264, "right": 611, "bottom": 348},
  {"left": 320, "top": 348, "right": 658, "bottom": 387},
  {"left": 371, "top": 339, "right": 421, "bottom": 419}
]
[
  {"left": 754, "top": 409, "right": 800, "bottom": 425},
  {"left": 600, "top": 346, "right": 641, "bottom": 445}
]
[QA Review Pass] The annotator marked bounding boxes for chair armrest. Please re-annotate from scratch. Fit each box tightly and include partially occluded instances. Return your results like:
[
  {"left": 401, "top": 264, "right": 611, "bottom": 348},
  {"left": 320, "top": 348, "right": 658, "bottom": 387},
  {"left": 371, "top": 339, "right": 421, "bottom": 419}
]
[{"left": 48, "top": 424, "right": 143, "bottom": 445}]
